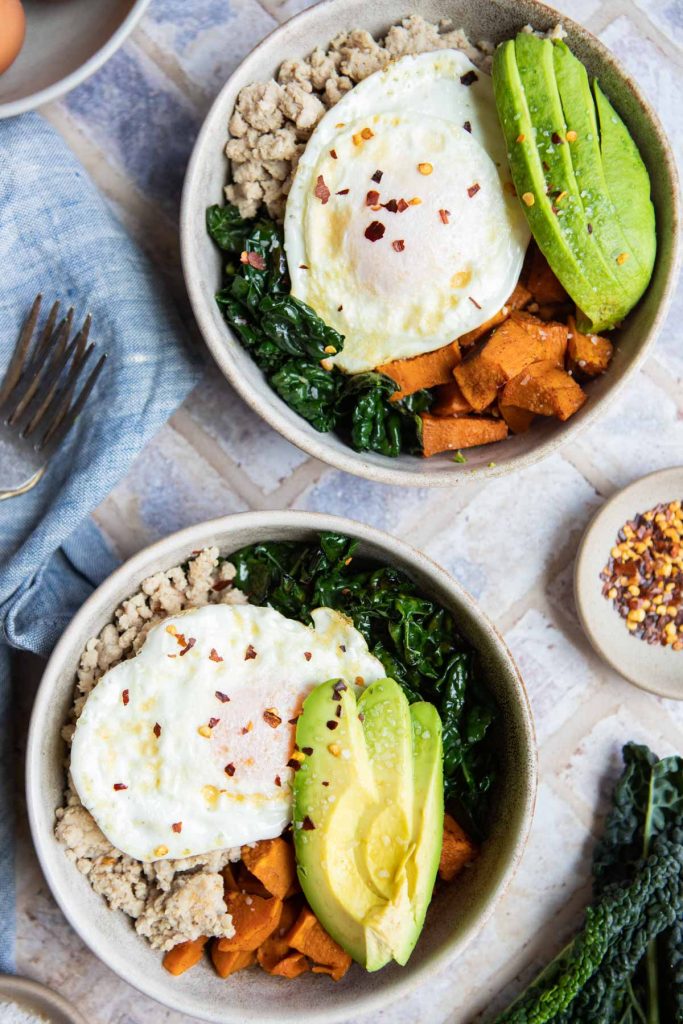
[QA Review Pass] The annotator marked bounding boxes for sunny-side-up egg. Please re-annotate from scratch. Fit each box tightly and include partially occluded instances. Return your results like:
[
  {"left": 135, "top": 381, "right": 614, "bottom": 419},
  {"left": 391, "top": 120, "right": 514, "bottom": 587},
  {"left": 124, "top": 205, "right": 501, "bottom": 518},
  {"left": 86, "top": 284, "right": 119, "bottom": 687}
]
[
  {"left": 70, "top": 603, "right": 385, "bottom": 862},
  {"left": 285, "top": 50, "right": 530, "bottom": 373}
]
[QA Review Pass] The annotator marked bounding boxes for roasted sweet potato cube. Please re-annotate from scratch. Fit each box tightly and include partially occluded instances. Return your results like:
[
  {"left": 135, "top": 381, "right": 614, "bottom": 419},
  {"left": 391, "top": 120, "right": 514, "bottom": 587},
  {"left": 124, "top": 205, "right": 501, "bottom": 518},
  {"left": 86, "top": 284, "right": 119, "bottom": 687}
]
[
  {"left": 217, "top": 892, "right": 283, "bottom": 952},
  {"left": 439, "top": 813, "right": 478, "bottom": 882},
  {"left": 567, "top": 315, "right": 613, "bottom": 377},
  {"left": 256, "top": 899, "right": 302, "bottom": 974},
  {"left": 241, "top": 838, "right": 297, "bottom": 900},
  {"left": 420, "top": 414, "right": 508, "bottom": 457},
  {"left": 378, "top": 341, "right": 461, "bottom": 400},
  {"left": 499, "top": 403, "right": 535, "bottom": 434},
  {"left": 457, "top": 280, "right": 532, "bottom": 347},
  {"left": 525, "top": 246, "right": 568, "bottom": 305},
  {"left": 431, "top": 381, "right": 472, "bottom": 417},
  {"left": 211, "top": 944, "right": 256, "bottom": 979},
  {"left": 501, "top": 360, "right": 587, "bottom": 421},
  {"left": 285, "top": 907, "right": 351, "bottom": 982},
  {"left": 270, "top": 953, "right": 310, "bottom": 978},
  {"left": 163, "top": 936, "right": 207, "bottom": 976}
]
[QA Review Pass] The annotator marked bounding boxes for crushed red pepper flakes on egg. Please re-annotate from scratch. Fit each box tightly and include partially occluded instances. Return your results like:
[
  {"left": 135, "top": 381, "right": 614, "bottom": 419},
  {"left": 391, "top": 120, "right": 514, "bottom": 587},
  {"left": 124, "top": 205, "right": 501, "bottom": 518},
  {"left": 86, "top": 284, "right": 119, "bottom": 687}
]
[
  {"left": 329, "top": 149, "right": 337, "bottom": 159},
  {"left": 302, "top": 816, "right": 316, "bottom": 831},
  {"left": 209, "top": 648, "right": 223, "bottom": 663},
  {"left": 469, "top": 296, "right": 482, "bottom": 309},
  {"left": 113, "top": 783, "right": 128, "bottom": 791},
  {"left": 225, "top": 763, "right": 236, "bottom": 777},
  {"left": 396, "top": 198, "right": 409, "bottom": 213},
  {"left": 244, "top": 644, "right": 257, "bottom": 660},
  {"left": 208, "top": 717, "right": 220, "bottom": 729},
  {"left": 460, "top": 70, "right": 478, "bottom": 86},
  {"left": 366, "top": 189, "right": 381, "bottom": 206},
  {"left": 336, "top": 188, "right": 349, "bottom": 195},
  {"left": 438, "top": 209, "right": 450, "bottom": 224},
  {"left": 172, "top": 822, "right": 182, "bottom": 833},
  {"left": 215, "top": 691, "right": 230, "bottom": 703},
  {"left": 167, "top": 654, "right": 177, "bottom": 659},
  {"left": 299, "top": 263, "right": 309, "bottom": 270},
  {"left": 153, "top": 723, "right": 162, "bottom": 738},
  {"left": 371, "top": 169, "right": 383, "bottom": 183},
  {"left": 240, "top": 250, "right": 266, "bottom": 270},
  {"left": 392, "top": 239, "right": 405, "bottom": 252},
  {"left": 179, "top": 638, "right": 196, "bottom": 657},
  {"left": 263, "top": 708, "right": 282, "bottom": 729},
  {"left": 274, "top": 775, "right": 282, "bottom": 787},
  {"left": 166, "top": 624, "right": 187, "bottom": 647},
  {"left": 304, "top": 651, "right": 312, "bottom": 661},
  {"left": 314, "top": 174, "right": 331, "bottom": 204},
  {"left": 365, "top": 221, "right": 385, "bottom": 242},
  {"left": 122, "top": 689, "right": 129, "bottom": 706},
  {"left": 241, "top": 721, "right": 254, "bottom": 734},
  {"left": 382, "top": 198, "right": 398, "bottom": 213},
  {"left": 463, "top": 120, "right": 472, "bottom": 132},
  {"left": 337, "top": 304, "right": 343, "bottom": 312},
  {"left": 467, "top": 183, "right": 480, "bottom": 198}
]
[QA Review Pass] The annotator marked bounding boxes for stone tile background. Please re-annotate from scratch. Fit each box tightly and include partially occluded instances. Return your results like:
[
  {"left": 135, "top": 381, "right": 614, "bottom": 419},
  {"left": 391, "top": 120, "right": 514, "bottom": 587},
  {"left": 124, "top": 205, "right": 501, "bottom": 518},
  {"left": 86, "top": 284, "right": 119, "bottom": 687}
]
[{"left": 12, "top": 0, "right": 683, "bottom": 1021}]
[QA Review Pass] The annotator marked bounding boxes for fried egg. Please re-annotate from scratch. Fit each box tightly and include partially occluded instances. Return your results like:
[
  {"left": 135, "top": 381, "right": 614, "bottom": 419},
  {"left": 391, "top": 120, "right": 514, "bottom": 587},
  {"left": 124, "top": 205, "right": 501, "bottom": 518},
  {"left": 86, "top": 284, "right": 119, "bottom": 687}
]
[
  {"left": 285, "top": 50, "right": 530, "bottom": 373},
  {"left": 70, "top": 604, "right": 384, "bottom": 862}
]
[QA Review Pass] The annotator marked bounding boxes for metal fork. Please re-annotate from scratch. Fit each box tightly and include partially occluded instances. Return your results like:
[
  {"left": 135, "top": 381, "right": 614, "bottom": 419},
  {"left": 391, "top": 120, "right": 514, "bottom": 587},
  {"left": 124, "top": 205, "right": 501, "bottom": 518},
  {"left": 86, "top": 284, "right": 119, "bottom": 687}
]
[{"left": 0, "top": 295, "right": 107, "bottom": 500}]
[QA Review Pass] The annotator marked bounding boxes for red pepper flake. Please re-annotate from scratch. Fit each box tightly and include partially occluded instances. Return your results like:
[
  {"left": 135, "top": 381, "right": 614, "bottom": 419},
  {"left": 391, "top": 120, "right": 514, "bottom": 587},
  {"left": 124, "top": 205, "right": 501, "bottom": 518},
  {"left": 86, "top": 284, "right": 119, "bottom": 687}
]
[
  {"left": 438, "top": 209, "right": 450, "bottom": 224},
  {"left": 209, "top": 648, "right": 224, "bottom": 663},
  {"left": 366, "top": 189, "right": 380, "bottom": 206},
  {"left": 212, "top": 579, "right": 231, "bottom": 592},
  {"left": 288, "top": 716, "right": 299, "bottom": 725},
  {"left": 122, "top": 689, "right": 129, "bottom": 706},
  {"left": 179, "top": 637, "right": 196, "bottom": 657},
  {"left": 460, "top": 70, "right": 478, "bottom": 86},
  {"left": 551, "top": 131, "right": 564, "bottom": 144},
  {"left": 358, "top": 712, "right": 365, "bottom": 723},
  {"left": 335, "top": 704, "right": 342, "bottom": 718},
  {"left": 153, "top": 722, "right": 162, "bottom": 738},
  {"left": 287, "top": 758, "right": 302, "bottom": 772},
  {"left": 304, "top": 651, "right": 312, "bottom": 661},
  {"left": 587, "top": 223, "right": 593, "bottom": 234},
  {"left": 337, "top": 304, "right": 343, "bottom": 312},
  {"left": 299, "top": 263, "right": 309, "bottom": 270},
  {"left": 167, "top": 654, "right": 177, "bottom": 659},
  {"left": 225, "top": 763, "right": 236, "bottom": 777},
  {"left": 301, "top": 746, "right": 314, "bottom": 756},
  {"left": 392, "top": 239, "right": 405, "bottom": 252},
  {"left": 215, "top": 691, "right": 230, "bottom": 703},
  {"left": 463, "top": 120, "right": 472, "bottom": 133},
  {"left": 241, "top": 721, "right": 253, "bottom": 734},
  {"left": 239, "top": 250, "right": 266, "bottom": 270},
  {"left": 302, "top": 816, "right": 316, "bottom": 830},
  {"left": 326, "top": 720, "right": 339, "bottom": 730},
  {"left": 396, "top": 198, "right": 409, "bottom": 213},
  {"left": 467, "top": 183, "right": 480, "bottom": 198},
  {"left": 208, "top": 717, "right": 220, "bottom": 729},
  {"left": 371, "top": 169, "right": 383, "bottom": 183},
  {"left": 274, "top": 775, "right": 282, "bottom": 787},
  {"left": 263, "top": 708, "right": 282, "bottom": 729},
  {"left": 244, "top": 645, "right": 257, "bottom": 661},
  {"left": 469, "top": 296, "right": 482, "bottom": 309},
  {"left": 383, "top": 198, "right": 398, "bottom": 213},
  {"left": 365, "top": 221, "right": 385, "bottom": 242},
  {"left": 329, "top": 149, "right": 337, "bottom": 159},
  {"left": 322, "top": 780, "right": 330, "bottom": 787},
  {"left": 333, "top": 680, "right": 348, "bottom": 694},
  {"left": 336, "top": 188, "right": 349, "bottom": 195},
  {"left": 171, "top": 822, "right": 182, "bottom": 833},
  {"left": 314, "top": 174, "right": 331, "bottom": 204},
  {"left": 113, "top": 783, "right": 128, "bottom": 791}
]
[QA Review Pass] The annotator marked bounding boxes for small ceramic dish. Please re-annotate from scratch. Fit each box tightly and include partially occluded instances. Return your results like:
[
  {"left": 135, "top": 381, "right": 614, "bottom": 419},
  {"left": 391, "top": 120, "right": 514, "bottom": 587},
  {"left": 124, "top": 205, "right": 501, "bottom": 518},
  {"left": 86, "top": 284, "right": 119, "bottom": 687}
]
[
  {"left": 0, "top": 975, "right": 87, "bottom": 1024},
  {"left": 574, "top": 466, "right": 683, "bottom": 700},
  {"left": 0, "top": 0, "right": 151, "bottom": 119},
  {"left": 27, "top": 511, "right": 536, "bottom": 1024},
  {"left": 180, "top": 0, "right": 680, "bottom": 487}
]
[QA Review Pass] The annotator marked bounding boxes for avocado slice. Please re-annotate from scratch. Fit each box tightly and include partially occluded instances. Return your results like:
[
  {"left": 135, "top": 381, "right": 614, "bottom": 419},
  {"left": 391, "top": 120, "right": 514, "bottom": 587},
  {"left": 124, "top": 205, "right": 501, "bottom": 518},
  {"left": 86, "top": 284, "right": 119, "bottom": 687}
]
[
  {"left": 293, "top": 678, "right": 444, "bottom": 973},
  {"left": 552, "top": 40, "right": 654, "bottom": 301}
]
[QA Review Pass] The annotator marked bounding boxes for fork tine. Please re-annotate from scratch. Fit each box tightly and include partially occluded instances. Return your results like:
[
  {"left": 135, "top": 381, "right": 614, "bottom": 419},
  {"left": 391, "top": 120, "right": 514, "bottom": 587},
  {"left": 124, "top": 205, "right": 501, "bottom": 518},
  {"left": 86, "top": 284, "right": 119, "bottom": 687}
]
[
  {"left": 14, "top": 329, "right": 83, "bottom": 433},
  {"left": 7, "top": 311, "right": 73, "bottom": 426},
  {"left": 29, "top": 299, "right": 61, "bottom": 369},
  {"left": 24, "top": 340, "right": 94, "bottom": 439},
  {"left": 40, "top": 352, "right": 106, "bottom": 450},
  {"left": 0, "top": 294, "right": 42, "bottom": 406}
]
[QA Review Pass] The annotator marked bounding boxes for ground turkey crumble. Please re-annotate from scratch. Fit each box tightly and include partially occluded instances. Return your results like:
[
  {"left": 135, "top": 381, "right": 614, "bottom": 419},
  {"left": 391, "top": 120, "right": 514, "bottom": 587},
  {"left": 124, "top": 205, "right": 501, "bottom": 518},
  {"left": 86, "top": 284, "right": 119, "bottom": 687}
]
[
  {"left": 225, "top": 14, "right": 495, "bottom": 221},
  {"left": 55, "top": 547, "right": 250, "bottom": 952}
]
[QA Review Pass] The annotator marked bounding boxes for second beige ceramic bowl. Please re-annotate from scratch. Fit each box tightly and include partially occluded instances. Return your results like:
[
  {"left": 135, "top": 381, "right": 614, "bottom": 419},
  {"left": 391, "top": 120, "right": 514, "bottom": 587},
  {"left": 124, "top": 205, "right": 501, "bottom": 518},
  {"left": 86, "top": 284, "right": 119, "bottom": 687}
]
[
  {"left": 27, "top": 511, "right": 536, "bottom": 1024},
  {"left": 180, "top": 0, "right": 680, "bottom": 487}
]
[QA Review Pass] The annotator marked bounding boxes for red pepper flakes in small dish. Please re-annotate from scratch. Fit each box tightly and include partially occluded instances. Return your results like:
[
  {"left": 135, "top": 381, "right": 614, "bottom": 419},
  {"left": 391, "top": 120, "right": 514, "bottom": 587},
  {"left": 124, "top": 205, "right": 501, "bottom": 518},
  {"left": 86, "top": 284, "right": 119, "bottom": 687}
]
[{"left": 600, "top": 501, "right": 683, "bottom": 650}]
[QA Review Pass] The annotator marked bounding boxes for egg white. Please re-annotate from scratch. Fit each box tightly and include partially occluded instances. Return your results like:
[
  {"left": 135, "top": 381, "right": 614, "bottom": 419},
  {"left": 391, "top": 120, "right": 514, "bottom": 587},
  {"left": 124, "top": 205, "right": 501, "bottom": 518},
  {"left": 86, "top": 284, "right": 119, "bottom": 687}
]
[
  {"left": 70, "top": 604, "right": 384, "bottom": 862},
  {"left": 285, "top": 50, "right": 530, "bottom": 373}
]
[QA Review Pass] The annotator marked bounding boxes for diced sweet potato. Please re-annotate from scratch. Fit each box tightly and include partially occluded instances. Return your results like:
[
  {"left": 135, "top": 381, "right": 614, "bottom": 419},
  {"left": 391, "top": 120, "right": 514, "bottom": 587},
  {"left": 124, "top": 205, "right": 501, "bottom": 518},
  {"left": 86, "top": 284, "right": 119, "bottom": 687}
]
[
  {"left": 217, "top": 892, "right": 283, "bottom": 952},
  {"left": 256, "top": 899, "right": 302, "bottom": 974},
  {"left": 457, "top": 280, "right": 532, "bottom": 348},
  {"left": 241, "top": 838, "right": 298, "bottom": 900},
  {"left": 285, "top": 907, "right": 351, "bottom": 982},
  {"left": 222, "top": 864, "right": 240, "bottom": 893},
  {"left": 270, "top": 953, "right": 310, "bottom": 978},
  {"left": 420, "top": 414, "right": 508, "bottom": 457},
  {"left": 211, "top": 944, "right": 256, "bottom": 979},
  {"left": 431, "top": 381, "right": 472, "bottom": 417},
  {"left": 378, "top": 341, "right": 461, "bottom": 400},
  {"left": 501, "top": 360, "right": 587, "bottom": 421},
  {"left": 163, "top": 936, "right": 207, "bottom": 976},
  {"left": 499, "top": 403, "right": 535, "bottom": 434},
  {"left": 439, "top": 814, "right": 478, "bottom": 882},
  {"left": 567, "top": 315, "right": 613, "bottom": 377},
  {"left": 454, "top": 312, "right": 568, "bottom": 412},
  {"left": 525, "top": 246, "right": 567, "bottom": 305}
]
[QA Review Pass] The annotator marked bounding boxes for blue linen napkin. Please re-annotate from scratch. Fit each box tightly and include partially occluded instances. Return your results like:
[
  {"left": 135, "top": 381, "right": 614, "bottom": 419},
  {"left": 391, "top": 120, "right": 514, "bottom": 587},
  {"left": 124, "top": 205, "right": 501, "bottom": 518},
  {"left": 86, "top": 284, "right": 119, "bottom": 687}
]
[{"left": 0, "top": 113, "right": 202, "bottom": 972}]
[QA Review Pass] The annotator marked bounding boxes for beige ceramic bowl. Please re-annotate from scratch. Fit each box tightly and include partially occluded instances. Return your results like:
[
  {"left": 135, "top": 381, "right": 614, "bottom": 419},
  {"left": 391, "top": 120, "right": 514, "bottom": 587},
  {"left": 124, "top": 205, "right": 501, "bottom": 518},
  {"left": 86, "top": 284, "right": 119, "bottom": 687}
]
[
  {"left": 180, "top": 0, "right": 680, "bottom": 487},
  {"left": 27, "top": 511, "right": 536, "bottom": 1024},
  {"left": 0, "top": 0, "right": 151, "bottom": 118}
]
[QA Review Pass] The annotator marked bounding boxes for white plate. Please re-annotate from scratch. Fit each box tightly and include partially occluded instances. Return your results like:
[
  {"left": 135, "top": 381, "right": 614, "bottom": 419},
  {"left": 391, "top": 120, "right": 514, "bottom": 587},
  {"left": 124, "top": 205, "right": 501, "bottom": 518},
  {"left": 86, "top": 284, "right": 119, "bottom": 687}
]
[{"left": 0, "top": 975, "right": 87, "bottom": 1024}]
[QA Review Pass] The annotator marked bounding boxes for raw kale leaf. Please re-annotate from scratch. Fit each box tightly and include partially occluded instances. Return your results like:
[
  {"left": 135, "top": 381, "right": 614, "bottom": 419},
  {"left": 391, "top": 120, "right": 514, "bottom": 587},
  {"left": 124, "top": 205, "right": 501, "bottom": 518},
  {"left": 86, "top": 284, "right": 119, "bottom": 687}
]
[{"left": 228, "top": 531, "right": 498, "bottom": 836}]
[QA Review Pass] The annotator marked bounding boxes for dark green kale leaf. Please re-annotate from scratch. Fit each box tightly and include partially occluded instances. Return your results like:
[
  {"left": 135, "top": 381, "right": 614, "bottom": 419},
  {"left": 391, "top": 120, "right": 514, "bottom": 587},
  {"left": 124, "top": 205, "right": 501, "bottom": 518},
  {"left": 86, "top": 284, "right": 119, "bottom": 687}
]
[
  {"left": 271, "top": 359, "right": 343, "bottom": 432},
  {"left": 206, "top": 203, "right": 250, "bottom": 252},
  {"left": 259, "top": 294, "right": 344, "bottom": 362},
  {"left": 337, "top": 372, "right": 402, "bottom": 457}
]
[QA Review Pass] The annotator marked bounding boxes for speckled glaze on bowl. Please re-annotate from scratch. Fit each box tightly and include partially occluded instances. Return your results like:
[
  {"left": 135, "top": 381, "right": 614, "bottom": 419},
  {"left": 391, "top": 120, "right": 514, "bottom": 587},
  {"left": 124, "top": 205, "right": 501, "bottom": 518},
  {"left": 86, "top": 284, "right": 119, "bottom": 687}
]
[
  {"left": 180, "top": 0, "right": 680, "bottom": 487},
  {"left": 0, "top": 0, "right": 151, "bottom": 118},
  {"left": 27, "top": 511, "right": 537, "bottom": 1024}
]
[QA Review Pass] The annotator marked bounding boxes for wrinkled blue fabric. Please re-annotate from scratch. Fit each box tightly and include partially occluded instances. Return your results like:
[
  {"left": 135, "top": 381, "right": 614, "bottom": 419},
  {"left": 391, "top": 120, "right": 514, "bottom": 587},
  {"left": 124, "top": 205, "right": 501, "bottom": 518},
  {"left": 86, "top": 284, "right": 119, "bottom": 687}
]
[{"left": 0, "top": 113, "right": 201, "bottom": 972}]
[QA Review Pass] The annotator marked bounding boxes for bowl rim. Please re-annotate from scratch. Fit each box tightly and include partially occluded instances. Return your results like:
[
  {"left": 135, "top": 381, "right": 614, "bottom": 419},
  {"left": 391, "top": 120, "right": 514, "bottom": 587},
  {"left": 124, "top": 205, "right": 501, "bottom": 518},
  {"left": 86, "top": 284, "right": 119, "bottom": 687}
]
[
  {"left": 179, "top": 0, "right": 681, "bottom": 488},
  {"left": 0, "top": 0, "right": 152, "bottom": 119},
  {"left": 26, "top": 509, "right": 537, "bottom": 1023}
]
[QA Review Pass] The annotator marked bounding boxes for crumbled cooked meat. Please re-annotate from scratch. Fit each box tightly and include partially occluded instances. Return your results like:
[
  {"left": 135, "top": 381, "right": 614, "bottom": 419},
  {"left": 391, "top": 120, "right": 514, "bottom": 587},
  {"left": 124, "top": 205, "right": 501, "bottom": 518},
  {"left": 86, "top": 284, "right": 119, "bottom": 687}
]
[
  {"left": 56, "top": 548, "right": 248, "bottom": 948},
  {"left": 135, "top": 873, "right": 235, "bottom": 952},
  {"left": 224, "top": 15, "right": 495, "bottom": 221}
]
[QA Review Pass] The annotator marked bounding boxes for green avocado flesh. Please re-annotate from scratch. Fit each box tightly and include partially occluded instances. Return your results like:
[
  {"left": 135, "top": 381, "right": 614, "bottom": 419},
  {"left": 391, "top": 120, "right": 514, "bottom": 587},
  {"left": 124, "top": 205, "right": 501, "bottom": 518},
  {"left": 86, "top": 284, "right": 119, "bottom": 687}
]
[
  {"left": 293, "top": 678, "right": 443, "bottom": 972},
  {"left": 492, "top": 33, "right": 655, "bottom": 332}
]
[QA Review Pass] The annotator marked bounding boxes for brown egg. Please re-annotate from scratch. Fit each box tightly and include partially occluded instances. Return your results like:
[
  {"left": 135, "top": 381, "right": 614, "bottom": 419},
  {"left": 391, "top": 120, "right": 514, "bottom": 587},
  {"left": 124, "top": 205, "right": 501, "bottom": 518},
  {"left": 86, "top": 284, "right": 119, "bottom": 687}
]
[{"left": 0, "top": 0, "right": 26, "bottom": 76}]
